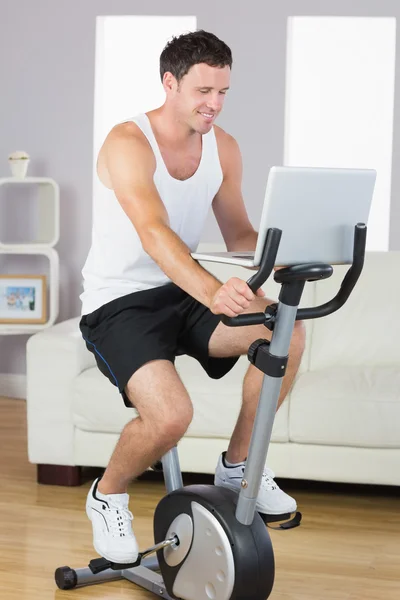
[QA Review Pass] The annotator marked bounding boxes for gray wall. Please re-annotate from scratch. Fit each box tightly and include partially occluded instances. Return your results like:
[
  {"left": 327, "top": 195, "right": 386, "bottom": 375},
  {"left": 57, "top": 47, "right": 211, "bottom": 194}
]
[{"left": 1, "top": 0, "right": 399, "bottom": 375}]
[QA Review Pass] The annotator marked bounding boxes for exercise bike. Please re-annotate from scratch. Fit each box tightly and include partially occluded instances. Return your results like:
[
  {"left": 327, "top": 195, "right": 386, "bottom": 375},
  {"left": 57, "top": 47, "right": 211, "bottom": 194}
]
[{"left": 55, "top": 222, "right": 367, "bottom": 600}]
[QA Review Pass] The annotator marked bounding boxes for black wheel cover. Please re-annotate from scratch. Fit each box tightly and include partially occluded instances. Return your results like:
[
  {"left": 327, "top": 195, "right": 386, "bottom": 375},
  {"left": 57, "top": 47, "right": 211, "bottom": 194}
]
[{"left": 154, "top": 484, "right": 274, "bottom": 600}]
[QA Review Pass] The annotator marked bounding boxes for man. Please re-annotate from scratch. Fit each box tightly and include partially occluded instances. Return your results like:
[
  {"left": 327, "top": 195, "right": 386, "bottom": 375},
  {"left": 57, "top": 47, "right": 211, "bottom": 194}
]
[{"left": 80, "top": 30, "right": 305, "bottom": 564}]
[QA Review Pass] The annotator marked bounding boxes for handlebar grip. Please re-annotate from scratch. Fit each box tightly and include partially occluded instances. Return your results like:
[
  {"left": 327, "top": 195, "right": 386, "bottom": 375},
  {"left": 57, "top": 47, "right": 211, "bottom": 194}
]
[
  {"left": 246, "top": 228, "right": 282, "bottom": 293},
  {"left": 221, "top": 228, "right": 282, "bottom": 327},
  {"left": 221, "top": 312, "right": 267, "bottom": 327}
]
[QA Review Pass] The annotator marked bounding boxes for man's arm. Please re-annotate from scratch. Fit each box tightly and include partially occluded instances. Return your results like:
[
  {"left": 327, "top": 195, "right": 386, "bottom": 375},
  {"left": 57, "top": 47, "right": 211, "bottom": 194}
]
[
  {"left": 212, "top": 128, "right": 258, "bottom": 252},
  {"left": 105, "top": 124, "right": 258, "bottom": 317}
]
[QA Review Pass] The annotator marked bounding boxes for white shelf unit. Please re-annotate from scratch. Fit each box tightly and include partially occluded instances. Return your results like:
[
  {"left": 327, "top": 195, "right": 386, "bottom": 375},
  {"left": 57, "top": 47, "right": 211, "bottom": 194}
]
[
  {"left": 0, "top": 177, "right": 60, "bottom": 335},
  {"left": 0, "top": 177, "right": 60, "bottom": 248}
]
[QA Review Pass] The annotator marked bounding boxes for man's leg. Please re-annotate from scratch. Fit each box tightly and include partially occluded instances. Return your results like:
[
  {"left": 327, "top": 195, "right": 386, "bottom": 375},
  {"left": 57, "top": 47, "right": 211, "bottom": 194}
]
[
  {"left": 208, "top": 296, "right": 305, "bottom": 464},
  {"left": 98, "top": 360, "right": 193, "bottom": 495},
  {"left": 86, "top": 359, "right": 193, "bottom": 563}
]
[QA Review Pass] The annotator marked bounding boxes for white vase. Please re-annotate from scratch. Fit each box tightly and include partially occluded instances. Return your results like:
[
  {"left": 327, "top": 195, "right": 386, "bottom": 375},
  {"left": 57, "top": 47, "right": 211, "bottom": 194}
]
[{"left": 9, "top": 159, "right": 30, "bottom": 178}]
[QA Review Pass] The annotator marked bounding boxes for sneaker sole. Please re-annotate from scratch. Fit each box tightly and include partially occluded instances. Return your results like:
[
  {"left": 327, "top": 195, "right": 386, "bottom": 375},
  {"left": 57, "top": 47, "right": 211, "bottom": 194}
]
[{"left": 92, "top": 538, "right": 139, "bottom": 564}]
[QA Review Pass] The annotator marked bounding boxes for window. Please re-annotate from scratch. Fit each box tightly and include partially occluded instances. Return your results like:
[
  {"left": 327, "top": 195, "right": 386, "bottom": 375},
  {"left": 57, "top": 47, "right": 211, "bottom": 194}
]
[
  {"left": 93, "top": 15, "right": 197, "bottom": 159},
  {"left": 284, "top": 17, "right": 396, "bottom": 250}
]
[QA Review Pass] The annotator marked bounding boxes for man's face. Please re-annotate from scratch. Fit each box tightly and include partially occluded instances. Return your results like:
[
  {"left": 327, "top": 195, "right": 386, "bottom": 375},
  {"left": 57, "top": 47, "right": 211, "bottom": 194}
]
[{"left": 166, "top": 63, "right": 230, "bottom": 134}]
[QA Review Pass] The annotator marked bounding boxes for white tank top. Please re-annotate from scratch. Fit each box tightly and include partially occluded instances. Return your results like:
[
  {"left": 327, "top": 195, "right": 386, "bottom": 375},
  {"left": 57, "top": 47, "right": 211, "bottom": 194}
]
[{"left": 80, "top": 113, "right": 223, "bottom": 315}]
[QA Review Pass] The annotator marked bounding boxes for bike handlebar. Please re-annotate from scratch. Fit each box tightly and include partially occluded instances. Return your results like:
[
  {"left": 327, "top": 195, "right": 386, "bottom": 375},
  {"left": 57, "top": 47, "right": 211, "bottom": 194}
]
[{"left": 220, "top": 223, "right": 367, "bottom": 327}]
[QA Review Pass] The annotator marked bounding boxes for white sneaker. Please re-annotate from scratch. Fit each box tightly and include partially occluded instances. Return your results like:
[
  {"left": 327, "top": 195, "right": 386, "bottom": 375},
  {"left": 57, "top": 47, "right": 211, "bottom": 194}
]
[
  {"left": 214, "top": 452, "right": 297, "bottom": 516},
  {"left": 86, "top": 478, "right": 139, "bottom": 564}
]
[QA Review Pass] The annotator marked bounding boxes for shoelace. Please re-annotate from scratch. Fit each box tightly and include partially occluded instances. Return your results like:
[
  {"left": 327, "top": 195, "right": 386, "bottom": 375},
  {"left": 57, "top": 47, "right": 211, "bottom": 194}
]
[
  {"left": 237, "top": 463, "right": 278, "bottom": 491},
  {"left": 260, "top": 467, "right": 277, "bottom": 491},
  {"left": 107, "top": 499, "right": 134, "bottom": 538}
]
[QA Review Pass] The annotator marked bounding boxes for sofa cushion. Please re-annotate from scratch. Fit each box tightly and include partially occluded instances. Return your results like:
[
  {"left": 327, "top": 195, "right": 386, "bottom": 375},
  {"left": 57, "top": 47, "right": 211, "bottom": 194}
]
[
  {"left": 71, "top": 353, "right": 290, "bottom": 442},
  {"left": 289, "top": 366, "right": 400, "bottom": 448},
  {"left": 309, "top": 252, "right": 400, "bottom": 370}
]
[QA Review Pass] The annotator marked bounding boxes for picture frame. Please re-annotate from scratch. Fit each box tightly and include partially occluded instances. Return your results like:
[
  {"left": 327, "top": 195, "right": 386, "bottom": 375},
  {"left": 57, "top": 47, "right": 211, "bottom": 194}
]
[{"left": 0, "top": 275, "right": 47, "bottom": 324}]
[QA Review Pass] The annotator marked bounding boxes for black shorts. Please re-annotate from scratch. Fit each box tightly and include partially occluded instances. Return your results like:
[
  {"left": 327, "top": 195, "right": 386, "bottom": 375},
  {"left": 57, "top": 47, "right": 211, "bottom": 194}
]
[{"left": 79, "top": 283, "right": 240, "bottom": 407}]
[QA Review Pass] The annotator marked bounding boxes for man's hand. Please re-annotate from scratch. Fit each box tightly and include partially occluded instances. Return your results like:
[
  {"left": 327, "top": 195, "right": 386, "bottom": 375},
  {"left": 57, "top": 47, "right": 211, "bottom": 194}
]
[{"left": 210, "top": 277, "right": 265, "bottom": 318}]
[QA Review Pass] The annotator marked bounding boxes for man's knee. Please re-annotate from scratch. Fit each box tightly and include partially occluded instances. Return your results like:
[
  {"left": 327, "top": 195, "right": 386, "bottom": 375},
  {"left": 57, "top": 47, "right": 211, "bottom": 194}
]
[
  {"left": 159, "top": 403, "right": 194, "bottom": 445},
  {"left": 131, "top": 393, "right": 193, "bottom": 448},
  {"left": 123, "top": 361, "right": 194, "bottom": 446}
]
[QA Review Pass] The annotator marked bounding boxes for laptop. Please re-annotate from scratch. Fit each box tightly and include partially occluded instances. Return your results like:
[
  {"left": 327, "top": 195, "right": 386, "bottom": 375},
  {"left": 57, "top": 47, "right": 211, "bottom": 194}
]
[{"left": 191, "top": 166, "right": 377, "bottom": 267}]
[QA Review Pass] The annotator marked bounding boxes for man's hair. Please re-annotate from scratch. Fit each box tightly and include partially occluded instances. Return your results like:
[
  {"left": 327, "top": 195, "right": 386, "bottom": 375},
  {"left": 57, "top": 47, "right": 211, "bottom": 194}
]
[{"left": 160, "top": 30, "right": 232, "bottom": 84}]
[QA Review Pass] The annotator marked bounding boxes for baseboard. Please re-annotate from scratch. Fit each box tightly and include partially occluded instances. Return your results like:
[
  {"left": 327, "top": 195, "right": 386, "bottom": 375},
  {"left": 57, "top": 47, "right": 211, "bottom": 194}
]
[{"left": 0, "top": 374, "right": 26, "bottom": 399}]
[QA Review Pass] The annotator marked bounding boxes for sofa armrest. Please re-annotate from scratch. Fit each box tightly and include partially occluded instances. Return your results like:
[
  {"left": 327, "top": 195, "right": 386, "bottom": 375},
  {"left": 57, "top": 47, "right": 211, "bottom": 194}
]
[{"left": 26, "top": 317, "right": 94, "bottom": 465}]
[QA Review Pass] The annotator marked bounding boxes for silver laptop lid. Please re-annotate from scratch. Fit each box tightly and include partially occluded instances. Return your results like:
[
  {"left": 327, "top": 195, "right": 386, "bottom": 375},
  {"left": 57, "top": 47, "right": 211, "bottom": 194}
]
[{"left": 254, "top": 166, "right": 376, "bottom": 266}]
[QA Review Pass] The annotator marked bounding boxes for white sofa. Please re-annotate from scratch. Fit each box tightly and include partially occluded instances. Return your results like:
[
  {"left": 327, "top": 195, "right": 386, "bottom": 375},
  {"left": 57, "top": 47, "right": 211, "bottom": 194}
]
[{"left": 26, "top": 247, "right": 400, "bottom": 487}]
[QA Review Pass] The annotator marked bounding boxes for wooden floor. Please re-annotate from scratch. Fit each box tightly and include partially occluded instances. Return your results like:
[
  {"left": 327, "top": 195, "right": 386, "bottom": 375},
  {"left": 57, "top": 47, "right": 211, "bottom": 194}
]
[{"left": 1, "top": 397, "right": 399, "bottom": 600}]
